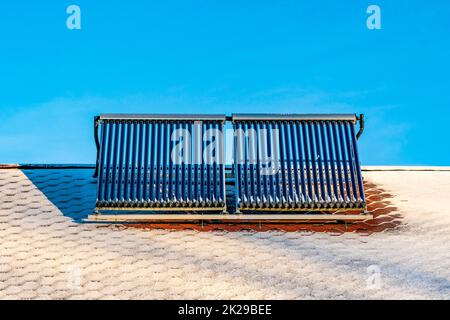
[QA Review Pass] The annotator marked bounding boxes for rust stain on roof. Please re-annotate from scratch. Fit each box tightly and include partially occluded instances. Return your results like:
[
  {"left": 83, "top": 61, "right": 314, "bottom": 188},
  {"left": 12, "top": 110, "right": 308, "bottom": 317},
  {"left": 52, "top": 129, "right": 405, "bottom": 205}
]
[{"left": 129, "top": 181, "right": 401, "bottom": 234}]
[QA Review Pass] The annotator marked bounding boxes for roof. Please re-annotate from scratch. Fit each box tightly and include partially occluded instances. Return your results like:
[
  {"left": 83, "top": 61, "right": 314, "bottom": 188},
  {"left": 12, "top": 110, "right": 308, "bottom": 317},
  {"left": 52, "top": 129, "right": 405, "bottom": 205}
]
[{"left": 0, "top": 166, "right": 449, "bottom": 299}]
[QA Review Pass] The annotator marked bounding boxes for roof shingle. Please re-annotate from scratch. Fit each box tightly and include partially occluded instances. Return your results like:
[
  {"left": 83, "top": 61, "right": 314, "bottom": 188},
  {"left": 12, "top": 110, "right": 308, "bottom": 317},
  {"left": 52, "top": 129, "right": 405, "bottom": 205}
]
[{"left": 0, "top": 167, "right": 449, "bottom": 299}]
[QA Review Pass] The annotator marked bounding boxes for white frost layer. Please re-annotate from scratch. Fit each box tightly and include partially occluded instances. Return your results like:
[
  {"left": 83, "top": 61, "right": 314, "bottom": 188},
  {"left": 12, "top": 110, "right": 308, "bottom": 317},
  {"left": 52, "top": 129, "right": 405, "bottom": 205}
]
[{"left": 0, "top": 168, "right": 449, "bottom": 299}]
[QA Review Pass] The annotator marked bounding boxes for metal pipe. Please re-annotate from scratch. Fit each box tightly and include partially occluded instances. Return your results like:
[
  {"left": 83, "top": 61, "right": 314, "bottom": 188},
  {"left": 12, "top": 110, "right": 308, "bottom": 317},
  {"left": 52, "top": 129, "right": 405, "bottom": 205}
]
[
  {"left": 289, "top": 122, "right": 301, "bottom": 207},
  {"left": 157, "top": 122, "right": 163, "bottom": 205},
  {"left": 279, "top": 122, "right": 290, "bottom": 207},
  {"left": 319, "top": 122, "right": 332, "bottom": 207},
  {"left": 187, "top": 122, "right": 193, "bottom": 206},
  {"left": 259, "top": 122, "right": 269, "bottom": 207},
  {"left": 337, "top": 122, "right": 352, "bottom": 205},
  {"left": 161, "top": 122, "right": 168, "bottom": 206},
  {"left": 110, "top": 121, "right": 120, "bottom": 204},
  {"left": 294, "top": 121, "right": 307, "bottom": 207},
  {"left": 212, "top": 122, "right": 219, "bottom": 206},
  {"left": 100, "top": 114, "right": 226, "bottom": 121},
  {"left": 242, "top": 122, "right": 250, "bottom": 207},
  {"left": 267, "top": 122, "right": 276, "bottom": 207},
  {"left": 301, "top": 122, "right": 313, "bottom": 207},
  {"left": 96, "top": 121, "right": 107, "bottom": 205},
  {"left": 325, "top": 122, "right": 339, "bottom": 206},
  {"left": 307, "top": 122, "right": 320, "bottom": 207},
  {"left": 343, "top": 122, "right": 359, "bottom": 205},
  {"left": 269, "top": 123, "right": 278, "bottom": 207},
  {"left": 103, "top": 122, "right": 113, "bottom": 204},
  {"left": 123, "top": 121, "right": 132, "bottom": 204},
  {"left": 331, "top": 122, "right": 345, "bottom": 206},
  {"left": 149, "top": 122, "right": 156, "bottom": 205},
  {"left": 255, "top": 122, "right": 263, "bottom": 207},
  {"left": 248, "top": 122, "right": 256, "bottom": 207},
  {"left": 129, "top": 121, "right": 138, "bottom": 205},
  {"left": 117, "top": 122, "right": 126, "bottom": 205},
  {"left": 313, "top": 122, "right": 326, "bottom": 206},
  {"left": 356, "top": 114, "right": 364, "bottom": 140},
  {"left": 142, "top": 123, "right": 150, "bottom": 206},
  {"left": 93, "top": 116, "right": 100, "bottom": 178},
  {"left": 219, "top": 122, "right": 226, "bottom": 207},
  {"left": 232, "top": 113, "right": 357, "bottom": 122},
  {"left": 167, "top": 122, "right": 174, "bottom": 204},
  {"left": 136, "top": 122, "right": 144, "bottom": 204},
  {"left": 350, "top": 124, "right": 366, "bottom": 206},
  {"left": 200, "top": 122, "right": 206, "bottom": 205},
  {"left": 233, "top": 122, "right": 241, "bottom": 210}
]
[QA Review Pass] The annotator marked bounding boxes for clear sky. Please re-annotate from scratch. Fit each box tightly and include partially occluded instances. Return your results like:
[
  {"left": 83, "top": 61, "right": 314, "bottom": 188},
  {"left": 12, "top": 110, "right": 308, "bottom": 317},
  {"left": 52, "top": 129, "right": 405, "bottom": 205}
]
[{"left": 0, "top": 1, "right": 449, "bottom": 165}]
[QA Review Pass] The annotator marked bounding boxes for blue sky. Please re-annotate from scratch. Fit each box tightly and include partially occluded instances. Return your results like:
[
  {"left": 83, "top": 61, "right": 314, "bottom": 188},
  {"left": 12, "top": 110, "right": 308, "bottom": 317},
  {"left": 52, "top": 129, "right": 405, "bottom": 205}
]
[{"left": 0, "top": 1, "right": 449, "bottom": 165}]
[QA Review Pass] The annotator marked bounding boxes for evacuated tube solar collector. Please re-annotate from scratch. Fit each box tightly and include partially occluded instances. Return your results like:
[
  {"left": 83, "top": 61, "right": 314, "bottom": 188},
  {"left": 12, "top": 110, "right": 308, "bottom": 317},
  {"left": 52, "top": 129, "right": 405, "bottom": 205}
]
[
  {"left": 232, "top": 114, "right": 366, "bottom": 212},
  {"left": 92, "top": 113, "right": 367, "bottom": 220},
  {"left": 94, "top": 114, "right": 227, "bottom": 212}
]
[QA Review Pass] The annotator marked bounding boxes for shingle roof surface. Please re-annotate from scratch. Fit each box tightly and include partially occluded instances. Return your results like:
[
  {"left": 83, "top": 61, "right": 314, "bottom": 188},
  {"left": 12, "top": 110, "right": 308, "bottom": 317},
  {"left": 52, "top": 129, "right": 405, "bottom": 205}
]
[{"left": 0, "top": 167, "right": 449, "bottom": 299}]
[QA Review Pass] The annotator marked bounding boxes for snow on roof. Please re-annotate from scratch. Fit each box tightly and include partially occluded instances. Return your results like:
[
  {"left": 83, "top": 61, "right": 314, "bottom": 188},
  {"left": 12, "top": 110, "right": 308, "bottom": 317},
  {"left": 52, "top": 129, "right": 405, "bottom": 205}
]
[{"left": 0, "top": 166, "right": 449, "bottom": 299}]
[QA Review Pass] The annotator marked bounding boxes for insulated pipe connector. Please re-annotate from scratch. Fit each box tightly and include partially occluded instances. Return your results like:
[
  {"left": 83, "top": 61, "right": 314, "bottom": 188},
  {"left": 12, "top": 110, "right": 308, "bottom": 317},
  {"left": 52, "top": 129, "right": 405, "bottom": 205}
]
[
  {"left": 356, "top": 114, "right": 364, "bottom": 140},
  {"left": 93, "top": 116, "right": 100, "bottom": 178}
]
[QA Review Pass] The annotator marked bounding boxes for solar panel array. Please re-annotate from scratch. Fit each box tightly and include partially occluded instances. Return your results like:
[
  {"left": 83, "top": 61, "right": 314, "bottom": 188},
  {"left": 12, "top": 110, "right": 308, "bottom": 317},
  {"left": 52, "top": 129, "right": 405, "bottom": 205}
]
[
  {"left": 95, "top": 115, "right": 226, "bottom": 210},
  {"left": 94, "top": 113, "right": 366, "bottom": 214},
  {"left": 232, "top": 115, "right": 365, "bottom": 211}
]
